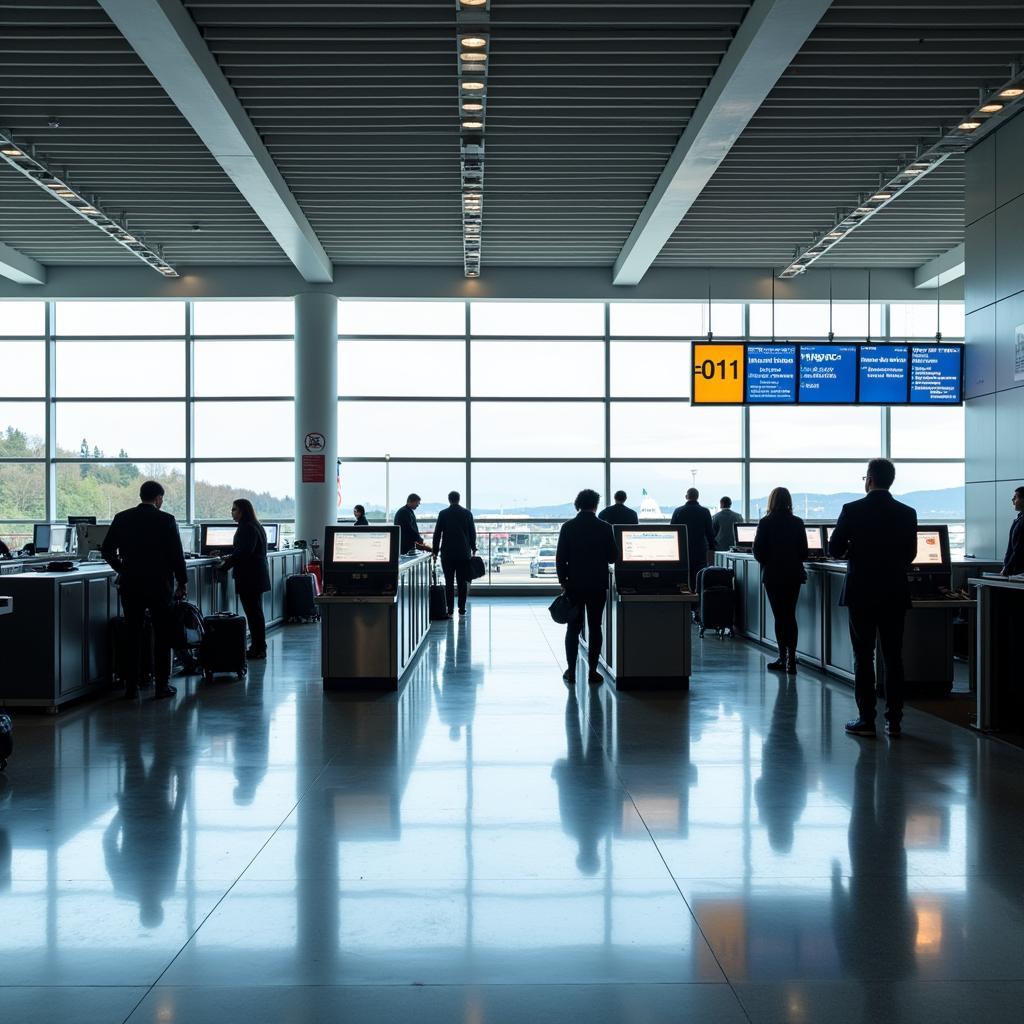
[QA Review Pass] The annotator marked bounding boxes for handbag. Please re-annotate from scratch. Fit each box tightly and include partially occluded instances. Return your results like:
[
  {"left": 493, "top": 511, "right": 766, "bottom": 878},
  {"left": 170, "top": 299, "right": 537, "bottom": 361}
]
[
  {"left": 467, "top": 555, "right": 486, "bottom": 580},
  {"left": 548, "top": 592, "right": 577, "bottom": 625}
]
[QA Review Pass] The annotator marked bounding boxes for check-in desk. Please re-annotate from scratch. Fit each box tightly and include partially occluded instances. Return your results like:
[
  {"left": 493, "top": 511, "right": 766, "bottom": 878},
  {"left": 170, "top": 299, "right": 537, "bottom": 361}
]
[
  {"left": 718, "top": 551, "right": 974, "bottom": 697},
  {"left": 0, "top": 595, "right": 10, "bottom": 617},
  {"left": 971, "top": 575, "right": 1024, "bottom": 733},
  {"left": 0, "top": 549, "right": 305, "bottom": 710},
  {"left": 316, "top": 529, "right": 431, "bottom": 691}
]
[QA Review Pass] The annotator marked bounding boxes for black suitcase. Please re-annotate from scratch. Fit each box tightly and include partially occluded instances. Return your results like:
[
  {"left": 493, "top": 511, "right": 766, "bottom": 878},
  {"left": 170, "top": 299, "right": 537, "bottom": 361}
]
[
  {"left": 286, "top": 573, "right": 319, "bottom": 622},
  {"left": 696, "top": 566, "right": 735, "bottom": 638},
  {"left": 0, "top": 713, "right": 12, "bottom": 770},
  {"left": 429, "top": 565, "right": 449, "bottom": 621},
  {"left": 199, "top": 612, "right": 247, "bottom": 681},
  {"left": 110, "top": 615, "right": 156, "bottom": 687}
]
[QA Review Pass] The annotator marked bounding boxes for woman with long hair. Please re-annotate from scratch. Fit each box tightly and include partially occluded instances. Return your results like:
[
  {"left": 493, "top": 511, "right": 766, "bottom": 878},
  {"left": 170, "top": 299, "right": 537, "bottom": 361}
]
[
  {"left": 752, "top": 486, "right": 808, "bottom": 674},
  {"left": 220, "top": 498, "right": 271, "bottom": 659}
]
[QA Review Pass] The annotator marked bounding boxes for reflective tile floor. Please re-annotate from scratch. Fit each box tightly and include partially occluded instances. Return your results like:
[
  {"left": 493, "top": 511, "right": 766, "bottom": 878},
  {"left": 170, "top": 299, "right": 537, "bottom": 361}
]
[{"left": 3, "top": 598, "right": 1024, "bottom": 1023}]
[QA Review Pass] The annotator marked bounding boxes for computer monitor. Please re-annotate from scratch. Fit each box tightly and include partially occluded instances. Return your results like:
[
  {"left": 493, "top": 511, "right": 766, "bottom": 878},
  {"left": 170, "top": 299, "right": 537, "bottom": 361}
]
[
  {"left": 804, "top": 526, "right": 824, "bottom": 556},
  {"left": 178, "top": 524, "right": 196, "bottom": 553},
  {"left": 32, "top": 523, "right": 51, "bottom": 553},
  {"left": 616, "top": 526, "right": 684, "bottom": 568},
  {"left": 912, "top": 525, "right": 950, "bottom": 571},
  {"left": 47, "top": 525, "right": 70, "bottom": 553},
  {"left": 734, "top": 524, "right": 758, "bottom": 549},
  {"left": 76, "top": 524, "right": 109, "bottom": 559},
  {"left": 325, "top": 526, "right": 399, "bottom": 570},
  {"left": 67, "top": 515, "right": 96, "bottom": 526},
  {"left": 263, "top": 523, "right": 279, "bottom": 550},
  {"left": 200, "top": 524, "right": 237, "bottom": 554}
]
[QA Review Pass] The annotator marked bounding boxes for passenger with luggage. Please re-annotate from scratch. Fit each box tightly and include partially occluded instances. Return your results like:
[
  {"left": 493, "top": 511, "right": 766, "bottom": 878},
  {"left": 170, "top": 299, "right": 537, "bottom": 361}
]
[
  {"left": 752, "top": 486, "right": 808, "bottom": 674},
  {"left": 670, "top": 488, "right": 717, "bottom": 593},
  {"left": 101, "top": 480, "right": 187, "bottom": 699},
  {"left": 431, "top": 490, "right": 478, "bottom": 617},
  {"left": 218, "top": 498, "right": 271, "bottom": 660}
]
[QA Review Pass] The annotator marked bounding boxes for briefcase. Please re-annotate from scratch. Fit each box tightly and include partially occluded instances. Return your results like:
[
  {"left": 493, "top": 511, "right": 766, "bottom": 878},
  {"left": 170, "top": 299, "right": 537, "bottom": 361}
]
[
  {"left": 548, "top": 593, "right": 577, "bottom": 625},
  {"left": 467, "top": 555, "right": 486, "bottom": 580}
]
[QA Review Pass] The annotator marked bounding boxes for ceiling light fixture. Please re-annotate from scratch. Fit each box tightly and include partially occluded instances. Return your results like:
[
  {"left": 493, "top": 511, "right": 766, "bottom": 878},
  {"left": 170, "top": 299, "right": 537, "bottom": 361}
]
[
  {"left": 871, "top": 193, "right": 892, "bottom": 200},
  {"left": 461, "top": 81, "right": 485, "bottom": 91},
  {"left": 460, "top": 52, "right": 487, "bottom": 62},
  {"left": 979, "top": 103, "right": 1004, "bottom": 113},
  {"left": 462, "top": 102, "right": 483, "bottom": 112},
  {"left": 457, "top": 1, "right": 489, "bottom": 280},
  {"left": 999, "top": 87, "right": 1024, "bottom": 98},
  {"left": 461, "top": 36, "right": 487, "bottom": 48},
  {"left": 958, "top": 121, "right": 981, "bottom": 130},
  {"left": 462, "top": 120, "right": 483, "bottom": 130}
]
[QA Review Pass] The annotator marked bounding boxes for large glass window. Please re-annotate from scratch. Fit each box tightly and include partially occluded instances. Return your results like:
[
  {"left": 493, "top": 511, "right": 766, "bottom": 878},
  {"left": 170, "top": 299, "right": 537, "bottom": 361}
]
[
  {"left": 55, "top": 301, "right": 185, "bottom": 336},
  {"left": 610, "top": 341, "right": 690, "bottom": 398},
  {"left": 889, "top": 302, "right": 965, "bottom": 340},
  {"left": 472, "top": 402, "right": 604, "bottom": 458},
  {"left": 339, "top": 339, "right": 464, "bottom": 397},
  {"left": 339, "top": 401, "right": 466, "bottom": 458},
  {"left": 471, "top": 302, "right": 603, "bottom": 337},
  {"left": 609, "top": 463, "right": 744, "bottom": 518},
  {"left": 609, "top": 302, "right": 743, "bottom": 338},
  {"left": 56, "top": 340, "right": 184, "bottom": 397},
  {"left": 0, "top": 463, "right": 46, "bottom": 519},
  {"left": 749, "top": 463, "right": 866, "bottom": 520},
  {"left": 193, "top": 300, "right": 293, "bottom": 336},
  {"left": 749, "top": 407, "right": 881, "bottom": 459},
  {"left": 0, "top": 301, "right": 44, "bottom": 336},
  {"left": 338, "top": 461, "right": 466, "bottom": 521},
  {"left": 56, "top": 463, "right": 186, "bottom": 520},
  {"left": 340, "top": 301, "right": 464, "bottom": 336},
  {"left": 193, "top": 462, "right": 295, "bottom": 521},
  {"left": 0, "top": 403, "right": 45, "bottom": 457},
  {"left": 471, "top": 462, "right": 605, "bottom": 513},
  {"left": 471, "top": 341, "right": 604, "bottom": 397},
  {"left": 610, "top": 403, "right": 740, "bottom": 459},
  {"left": 0, "top": 341, "right": 45, "bottom": 396},
  {"left": 749, "top": 302, "right": 882, "bottom": 339},
  {"left": 194, "top": 340, "right": 294, "bottom": 396},
  {"left": 890, "top": 406, "right": 965, "bottom": 459},
  {"left": 55, "top": 402, "right": 185, "bottom": 460},
  {"left": 194, "top": 401, "right": 294, "bottom": 458}
]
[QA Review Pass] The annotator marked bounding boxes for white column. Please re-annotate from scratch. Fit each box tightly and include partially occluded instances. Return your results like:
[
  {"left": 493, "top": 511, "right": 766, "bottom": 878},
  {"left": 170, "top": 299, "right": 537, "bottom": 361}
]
[{"left": 293, "top": 292, "right": 338, "bottom": 548}]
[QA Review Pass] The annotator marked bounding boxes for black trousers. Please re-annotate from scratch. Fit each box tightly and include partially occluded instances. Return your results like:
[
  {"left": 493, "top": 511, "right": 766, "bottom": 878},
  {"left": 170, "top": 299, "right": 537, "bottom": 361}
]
[
  {"left": 765, "top": 580, "right": 801, "bottom": 654},
  {"left": 848, "top": 602, "right": 907, "bottom": 724},
  {"left": 119, "top": 583, "right": 174, "bottom": 687},
  {"left": 238, "top": 587, "right": 267, "bottom": 653},
  {"left": 442, "top": 559, "right": 472, "bottom": 613},
  {"left": 565, "top": 589, "right": 608, "bottom": 672}
]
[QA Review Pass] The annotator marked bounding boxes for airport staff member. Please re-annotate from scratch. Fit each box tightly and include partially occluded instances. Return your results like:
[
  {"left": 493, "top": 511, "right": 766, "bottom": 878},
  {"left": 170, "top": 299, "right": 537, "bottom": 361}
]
[
  {"left": 712, "top": 496, "right": 744, "bottom": 552},
  {"left": 220, "top": 498, "right": 270, "bottom": 660},
  {"left": 432, "top": 490, "right": 478, "bottom": 617},
  {"left": 598, "top": 490, "right": 639, "bottom": 526},
  {"left": 828, "top": 458, "right": 917, "bottom": 739},
  {"left": 753, "top": 487, "right": 808, "bottom": 675},
  {"left": 1001, "top": 486, "right": 1024, "bottom": 576},
  {"left": 102, "top": 480, "right": 187, "bottom": 700},
  {"left": 670, "top": 488, "right": 717, "bottom": 591},
  {"left": 556, "top": 489, "right": 618, "bottom": 686},
  {"left": 394, "top": 493, "right": 431, "bottom": 555},
  {"left": 353, "top": 505, "right": 369, "bottom": 526}
]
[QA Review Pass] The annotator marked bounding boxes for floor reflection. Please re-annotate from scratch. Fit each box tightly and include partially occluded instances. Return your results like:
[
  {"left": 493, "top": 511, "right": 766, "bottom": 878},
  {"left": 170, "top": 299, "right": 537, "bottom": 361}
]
[{"left": 755, "top": 677, "right": 807, "bottom": 854}]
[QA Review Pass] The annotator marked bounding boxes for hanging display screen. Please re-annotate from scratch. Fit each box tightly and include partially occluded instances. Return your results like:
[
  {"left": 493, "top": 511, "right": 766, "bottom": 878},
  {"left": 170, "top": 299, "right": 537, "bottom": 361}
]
[{"left": 691, "top": 342, "right": 963, "bottom": 406}]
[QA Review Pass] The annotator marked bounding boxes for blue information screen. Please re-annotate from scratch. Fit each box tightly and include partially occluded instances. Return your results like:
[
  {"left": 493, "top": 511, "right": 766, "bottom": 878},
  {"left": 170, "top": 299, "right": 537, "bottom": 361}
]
[
  {"left": 798, "top": 345, "right": 857, "bottom": 403},
  {"left": 859, "top": 345, "right": 909, "bottom": 404},
  {"left": 745, "top": 344, "right": 797, "bottom": 403},
  {"left": 910, "top": 346, "right": 962, "bottom": 404}
]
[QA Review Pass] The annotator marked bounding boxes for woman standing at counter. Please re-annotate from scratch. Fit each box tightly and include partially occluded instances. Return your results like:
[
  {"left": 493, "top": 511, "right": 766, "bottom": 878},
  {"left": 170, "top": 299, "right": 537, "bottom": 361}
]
[
  {"left": 220, "top": 499, "right": 270, "bottom": 660},
  {"left": 753, "top": 487, "right": 808, "bottom": 675}
]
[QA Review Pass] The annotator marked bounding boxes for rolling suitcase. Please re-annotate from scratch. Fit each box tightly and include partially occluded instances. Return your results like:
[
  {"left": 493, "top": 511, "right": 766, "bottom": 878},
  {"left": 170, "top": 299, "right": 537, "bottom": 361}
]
[
  {"left": 429, "top": 564, "right": 449, "bottom": 621},
  {"left": 0, "top": 713, "right": 12, "bottom": 770},
  {"left": 110, "top": 615, "right": 156, "bottom": 687},
  {"left": 286, "top": 573, "right": 319, "bottom": 622},
  {"left": 696, "top": 566, "right": 735, "bottom": 638},
  {"left": 199, "top": 612, "right": 247, "bottom": 681}
]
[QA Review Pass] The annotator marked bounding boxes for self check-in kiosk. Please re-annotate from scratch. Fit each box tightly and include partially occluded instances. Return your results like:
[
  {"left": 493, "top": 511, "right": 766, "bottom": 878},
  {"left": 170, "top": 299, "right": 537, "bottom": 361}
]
[
  {"left": 733, "top": 524, "right": 758, "bottom": 552},
  {"left": 323, "top": 526, "right": 400, "bottom": 596},
  {"left": 614, "top": 525, "right": 691, "bottom": 593}
]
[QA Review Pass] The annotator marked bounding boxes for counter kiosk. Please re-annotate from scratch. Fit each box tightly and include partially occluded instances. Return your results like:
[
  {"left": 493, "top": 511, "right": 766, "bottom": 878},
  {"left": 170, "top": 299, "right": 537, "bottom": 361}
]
[
  {"left": 584, "top": 524, "right": 697, "bottom": 690},
  {"left": 971, "top": 574, "right": 1024, "bottom": 732},
  {"left": 316, "top": 525, "right": 432, "bottom": 690}
]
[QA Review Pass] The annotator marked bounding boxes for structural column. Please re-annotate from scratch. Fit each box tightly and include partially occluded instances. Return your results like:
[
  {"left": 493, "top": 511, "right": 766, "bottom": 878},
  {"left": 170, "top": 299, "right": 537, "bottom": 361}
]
[{"left": 293, "top": 292, "right": 338, "bottom": 548}]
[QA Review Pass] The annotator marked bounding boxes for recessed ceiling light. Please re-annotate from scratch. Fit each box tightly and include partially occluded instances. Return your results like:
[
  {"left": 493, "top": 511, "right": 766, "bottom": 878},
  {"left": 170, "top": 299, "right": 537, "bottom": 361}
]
[
  {"left": 462, "top": 102, "right": 484, "bottom": 112},
  {"left": 45, "top": 182, "right": 65, "bottom": 189},
  {"left": 461, "top": 36, "right": 487, "bottom": 48},
  {"left": 460, "top": 52, "right": 487, "bottom": 62},
  {"left": 462, "top": 121, "right": 484, "bottom": 129},
  {"left": 871, "top": 193, "right": 892, "bottom": 200},
  {"left": 999, "top": 87, "right": 1024, "bottom": 98},
  {"left": 958, "top": 121, "right": 981, "bottom": 130},
  {"left": 855, "top": 207, "right": 872, "bottom": 214},
  {"left": 979, "top": 103, "right": 1004, "bottom": 113},
  {"left": 904, "top": 167, "right": 923, "bottom": 175},
  {"left": 461, "top": 81, "right": 485, "bottom": 91},
  {"left": 80, "top": 207, "right": 97, "bottom": 214},
  {"left": 460, "top": 0, "right": 487, "bottom": 6},
  {"left": 1, "top": 147, "right": 21, "bottom": 156},
  {"left": 56, "top": 190, "right": 75, "bottom": 198}
]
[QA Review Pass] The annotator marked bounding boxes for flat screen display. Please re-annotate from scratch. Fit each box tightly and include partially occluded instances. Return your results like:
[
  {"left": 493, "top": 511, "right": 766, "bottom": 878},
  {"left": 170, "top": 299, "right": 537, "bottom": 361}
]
[
  {"left": 332, "top": 531, "right": 392, "bottom": 565},
  {"left": 204, "top": 525, "right": 236, "bottom": 549},
  {"left": 620, "top": 529, "right": 680, "bottom": 564},
  {"left": 745, "top": 344, "right": 797, "bottom": 403},
  {"left": 805, "top": 526, "right": 824, "bottom": 551},
  {"left": 263, "top": 524, "right": 279, "bottom": 548},
  {"left": 798, "top": 345, "right": 857, "bottom": 403},
  {"left": 913, "top": 529, "right": 946, "bottom": 566},
  {"left": 735, "top": 524, "right": 758, "bottom": 545},
  {"left": 49, "top": 525, "right": 70, "bottom": 552},
  {"left": 910, "top": 346, "right": 961, "bottom": 404},
  {"left": 178, "top": 525, "right": 195, "bottom": 551},
  {"left": 858, "top": 345, "right": 909, "bottom": 404}
]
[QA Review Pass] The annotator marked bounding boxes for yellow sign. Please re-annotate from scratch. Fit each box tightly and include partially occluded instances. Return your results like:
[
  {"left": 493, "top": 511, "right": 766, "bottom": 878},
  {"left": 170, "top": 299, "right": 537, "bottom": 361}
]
[{"left": 692, "top": 344, "right": 744, "bottom": 404}]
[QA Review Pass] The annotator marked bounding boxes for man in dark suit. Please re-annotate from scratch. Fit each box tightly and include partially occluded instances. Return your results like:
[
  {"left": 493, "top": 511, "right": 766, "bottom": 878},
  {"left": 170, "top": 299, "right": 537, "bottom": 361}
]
[
  {"left": 828, "top": 459, "right": 918, "bottom": 738},
  {"left": 1001, "top": 486, "right": 1024, "bottom": 576},
  {"left": 670, "top": 487, "right": 717, "bottom": 592},
  {"left": 556, "top": 489, "right": 618, "bottom": 686},
  {"left": 598, "top": 490, "right": 639, "bottom": 526},
  {"left": 432, "top": 490, "right": 477, "bottom": 616},
  {"left": 394, "top": 493, "right": 430, "bottom": 555},
  {"left": 102, "top": 480, "right": 188, "bottom": 700}
]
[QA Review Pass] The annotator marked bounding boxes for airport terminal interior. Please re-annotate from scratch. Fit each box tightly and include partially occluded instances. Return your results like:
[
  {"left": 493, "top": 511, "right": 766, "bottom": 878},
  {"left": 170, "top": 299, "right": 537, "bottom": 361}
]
[{"left": 0, "top": 1, "right": 1023, "bottom": 1022}]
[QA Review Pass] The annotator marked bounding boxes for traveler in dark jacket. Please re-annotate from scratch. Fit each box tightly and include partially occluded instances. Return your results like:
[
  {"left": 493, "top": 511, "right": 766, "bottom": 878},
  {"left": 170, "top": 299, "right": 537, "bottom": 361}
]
[
  {"left": 353, "top": 504, "right": 369, "bottom": 527},
  {"left": 1001, "top": 486, "right": 1024, "bottom": 576},
  {"left": 432, "top": 490, "right": 477, "bottom": 616},
  {"left": 670, "top": 488, "right": 717, "bottom": 591},
  {"left": 102, "top": 480, "right": 187, "bottom": 699},
  {"left": 712, "top": 496, "right": 744, "bottom": 552},
  {"left": 753, "top": 487, "right": 808, "bottom": 674},
  {"left": 556, "top": 489, "right": 618, "bottom": 686},
  {"left": 394, "top": 493, "right": 430, "bottom": 554},
  {"left": 220, "top": 498, "right": 271, "bottom": 659},
  {"left": 598, "top": 490, "right": 639, "bottom": 526},
  {"left": 828, "top": 458, "right": 918, "bottom": 738}
]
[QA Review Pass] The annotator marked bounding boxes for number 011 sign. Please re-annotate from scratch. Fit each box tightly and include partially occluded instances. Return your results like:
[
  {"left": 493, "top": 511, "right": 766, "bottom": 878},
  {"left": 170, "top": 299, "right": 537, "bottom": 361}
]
[{"left": 692, "top": 343, "right": 744, "bottom": 404}]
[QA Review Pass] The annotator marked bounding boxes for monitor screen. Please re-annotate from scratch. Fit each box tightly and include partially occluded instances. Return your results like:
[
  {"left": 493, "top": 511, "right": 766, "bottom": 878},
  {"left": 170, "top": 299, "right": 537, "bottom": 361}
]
[
  {"left": 913, "top": 528, "right": 947, "bottom": 567},
  {"left": 67, "top": 515, "right": 96, "bottom": 526},
  {"left": 48, "top": 525, "right": 70, "bottom": 552},
  {"left": 331, "top": 530, "right": 393, "bottom": 565},
  {"left": 263, "top": 523, "right": 279, "bottom": 548},
  {"left": 735, "top": 524, "right": 758, "bottom": 545},
  {"left": 178, "top": 525, "right": 195, "bottom": 551},
  {"left": 202, "top": 525, "right": 237, "bottom": 550},
  {"left": 77, "top": 524, "right": 109, "bottom": 557},
  {"left": 805, "top": 526, "right": 824, "bottom": 552},
  {"left": 620, "top": 529, "right": 681, "bottom": 564},
  {"left": 33, "top": 523, "right": 50, "bottom": 551}
]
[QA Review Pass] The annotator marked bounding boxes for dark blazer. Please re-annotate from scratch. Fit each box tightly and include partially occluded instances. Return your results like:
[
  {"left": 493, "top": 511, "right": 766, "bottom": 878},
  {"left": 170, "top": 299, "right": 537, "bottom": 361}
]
[
  {"left": 670, "top": 500, "right": 717, "bottom": 564},
  {"left": 1003, "top": 513, "right": 1024, "bottom": 575},
  {"left": 221, "top": 520, "right": 271, "bottom": 594},
  {"left": 0, "top": 539, "right": 9, "bottom": 559},
  {"left": 598, "top": 503, "right": 639, "bottom": 526},
  {"left": 556, "top": 511, "right": 618, "bottom": 592},
  {"left": 394, "top": 505, "right": 423, "bottom": 553},
  {"left": 753, "top": 511, "right": 809, "bottom": 587},
  {"left": 432, "top": 504, "right": 477, "bottom": 563},
  {"left": 353, "top": 514, "right": 369, "bottom": 526},
  {"left": 102, "top": 504, "right": 187, "bottom": 592},
  {"left": 828, "top": 490, "right": 918, "bottom": 608}
]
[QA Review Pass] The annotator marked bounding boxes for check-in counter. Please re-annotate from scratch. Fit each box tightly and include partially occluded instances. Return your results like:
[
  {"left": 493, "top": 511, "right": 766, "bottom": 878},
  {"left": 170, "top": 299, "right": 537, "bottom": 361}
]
[
  {"left": 0, "top": 595, "right": 10, "bottom": 617},
  {"left": 718, "top": 552, "right": 975, "bottom": 697},
  {"left": 316, "top": 552, "right": 432, "bottom": 690},
  {"left": 0, "top": 549, "right": 305, "bottom": 710},
  {"left": 971, "top": 575, "right": 1024, "bottom": 733}
]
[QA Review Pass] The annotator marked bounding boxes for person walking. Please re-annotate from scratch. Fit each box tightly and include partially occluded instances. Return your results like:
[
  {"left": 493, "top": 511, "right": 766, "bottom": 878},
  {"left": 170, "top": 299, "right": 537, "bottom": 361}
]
[
  {"left": 828, "top": 458, "right": 918, "bottom": 738},
  {"left": 556, "top": 489, "right": 618, "bottom": 685},
  {"left": 753, "top": 486, "right": 808, "bottom": 674},
  {"left": 670, "top": 487, "right": 717, "bottom": 592},
  {"left": 219, "top": 498, "right": 271, "bottom": 660},
  {"left": 712, "top": 496, "right": 744, "bottom": 552},
  {"left": 431, "top": 490, "right": 477, "bottom": 617},
  {"left": 598, "top": 490, "right": 639, "bottom": 526},
  {"left": 101, "top": 480, "right": 187, "bottom": 699}
]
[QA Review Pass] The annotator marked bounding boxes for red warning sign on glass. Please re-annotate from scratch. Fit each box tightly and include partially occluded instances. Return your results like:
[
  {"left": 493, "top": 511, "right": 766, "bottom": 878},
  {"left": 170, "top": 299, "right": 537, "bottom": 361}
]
[{"left": 301, "top": 455, "right": 325, "bottom": 483}]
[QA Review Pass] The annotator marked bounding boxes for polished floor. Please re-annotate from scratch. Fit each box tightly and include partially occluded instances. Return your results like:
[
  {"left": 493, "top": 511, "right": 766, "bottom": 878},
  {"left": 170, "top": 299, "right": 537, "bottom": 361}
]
[{"left": 3, "top": 598, "right": 1024, "bottom": 1024}]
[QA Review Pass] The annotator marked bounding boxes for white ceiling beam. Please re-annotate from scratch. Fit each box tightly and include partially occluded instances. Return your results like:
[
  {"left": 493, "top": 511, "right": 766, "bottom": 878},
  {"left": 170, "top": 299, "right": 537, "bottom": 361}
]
[
  {"left": 0, "top": 241, "right": 45, "bottom": 285},
  {"left": 612, "top": 0, "right": 833, "bottom": 286},
  {"left": 914, "top": 244, "right": 965, "bottom": 289},
  {"left": 98, "top": 0, "right": 332, "bottom": 284}
]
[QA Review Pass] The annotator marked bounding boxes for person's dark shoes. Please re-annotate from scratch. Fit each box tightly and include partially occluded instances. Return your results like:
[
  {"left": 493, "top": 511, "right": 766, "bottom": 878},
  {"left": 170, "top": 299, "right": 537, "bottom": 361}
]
[
  {"left": 845, "top": 718, "right": 876, "bottom": 737},
  {"left": 766, "top": 656, "right": 786, "bottom": 671},
  {"left": 884, "top": 720, "right": 902, "bottom": 738},
  {"left": 458, "top": 606, "right": 467, "bottom": 615},
  {"left": 786, "top": 656, "right": 798, "bottom": 675},
  {"left": 588, "top": 669, "right": 603, "bottom": 685},
  {"left": 154, "top": 683, "right": 177, "bottom": 700},
  {"left": 246, "top": 648, "right": 267, "bottom": 660},
  {"left": 562, "top": 667, "right": 575, "bottom": 685},
  {"left": 122, "top": 686, "right": 139, "bottom": 701}
]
